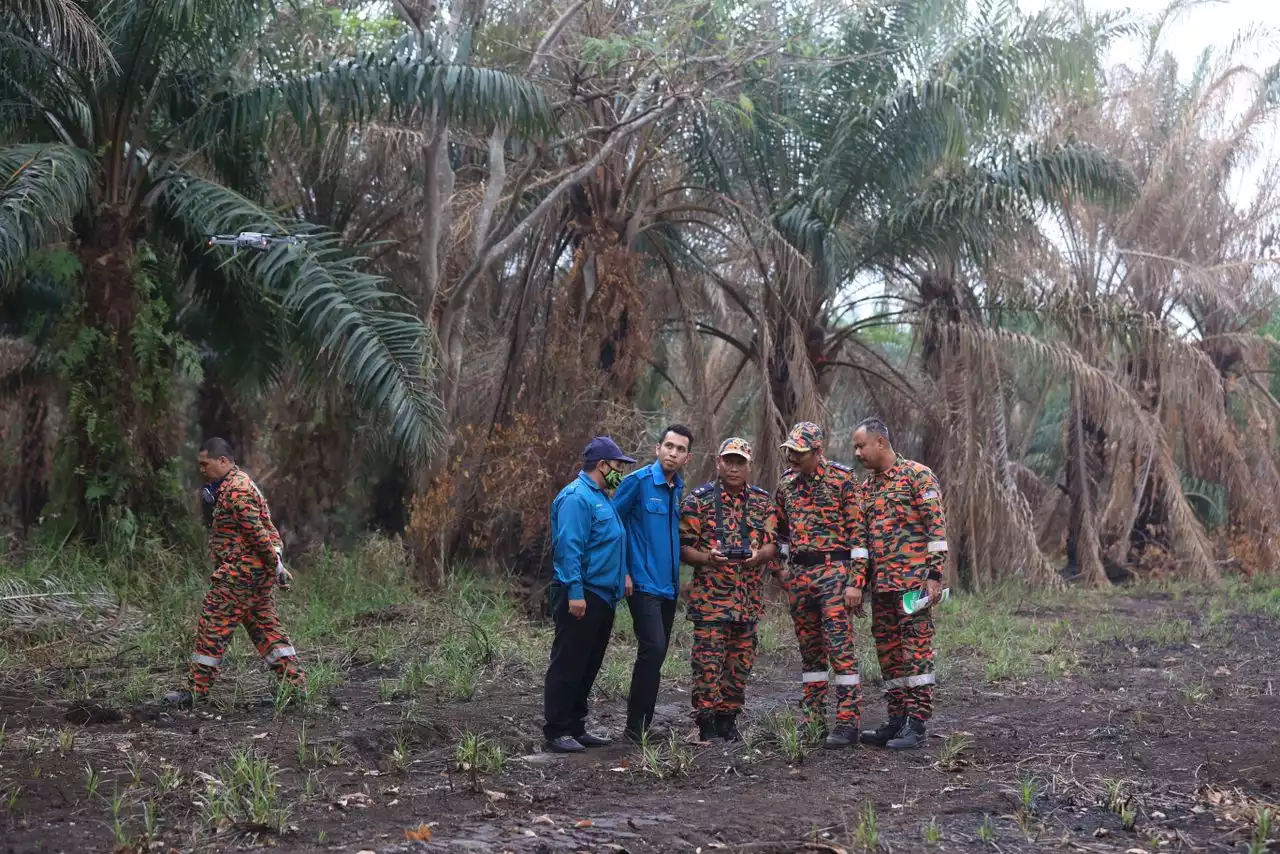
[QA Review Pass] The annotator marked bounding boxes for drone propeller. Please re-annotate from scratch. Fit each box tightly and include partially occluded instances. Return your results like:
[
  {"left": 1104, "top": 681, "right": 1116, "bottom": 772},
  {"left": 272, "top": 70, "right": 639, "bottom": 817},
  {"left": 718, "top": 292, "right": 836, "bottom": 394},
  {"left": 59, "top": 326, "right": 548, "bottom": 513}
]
[{"left": 206, "top": 231, "right": 307, "bottom": 250}]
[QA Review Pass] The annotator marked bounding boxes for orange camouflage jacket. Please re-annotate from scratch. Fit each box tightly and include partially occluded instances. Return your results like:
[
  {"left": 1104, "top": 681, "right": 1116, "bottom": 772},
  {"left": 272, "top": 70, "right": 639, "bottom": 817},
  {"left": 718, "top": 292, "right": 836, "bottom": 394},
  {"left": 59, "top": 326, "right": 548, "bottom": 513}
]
[
  {"left": 208, "top": 467, "right": 283, "bottom": 586},
  {"left": 773, "top": 461, "right": 869, "bottom": 589},
  {"left": 860, "top": 455, "right": 948, "bottom": 591},
  {"left": 679, "top": 481, "right": 777, "bottom": 622}
]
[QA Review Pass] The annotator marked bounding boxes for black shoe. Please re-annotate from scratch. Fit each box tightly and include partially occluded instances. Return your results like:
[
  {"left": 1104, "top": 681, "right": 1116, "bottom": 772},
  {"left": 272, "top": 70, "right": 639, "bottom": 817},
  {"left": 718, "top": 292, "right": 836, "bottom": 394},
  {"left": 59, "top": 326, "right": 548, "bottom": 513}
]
[
  {"left": 860, "top": 715, "right": 906, "bottom": 747},
  {"left": 621, "top": 728, "right": 646, "bottom": 745},
  {"left": 886, "top": 717, "right": 927, "bottom": 750},
  {"left": 544, "top": 735, "right": 586, "bottom": 753},
  {"left": 575, "top": 731, "right": 612, "bottom": 747},
  {"left": 697, "top": 717, "right": 721, "bottom": 743},
  {"left": 715, "top": 713, "right": 742, "bottom": 742},
  {"left": 824, "top": 723, "right": 859, "bottom": 749},
  {"left": 163, "top": 689, "right": 199, "bottom": 708}
]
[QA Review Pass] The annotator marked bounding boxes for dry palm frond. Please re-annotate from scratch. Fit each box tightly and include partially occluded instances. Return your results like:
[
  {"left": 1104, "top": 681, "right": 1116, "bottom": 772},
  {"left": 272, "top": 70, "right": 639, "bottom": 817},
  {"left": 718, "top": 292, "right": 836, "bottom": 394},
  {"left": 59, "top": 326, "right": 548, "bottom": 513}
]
[{"left": 0, "top": 576, "right": 121, "bottom": 632}]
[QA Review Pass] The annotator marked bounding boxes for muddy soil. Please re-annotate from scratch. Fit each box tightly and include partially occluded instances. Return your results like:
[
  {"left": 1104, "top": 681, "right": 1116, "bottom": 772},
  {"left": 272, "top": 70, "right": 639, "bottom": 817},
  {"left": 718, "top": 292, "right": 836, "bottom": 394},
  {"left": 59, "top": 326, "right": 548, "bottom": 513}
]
[{"left": 2, "top": 593, "right": 1277, "bottom": 853}]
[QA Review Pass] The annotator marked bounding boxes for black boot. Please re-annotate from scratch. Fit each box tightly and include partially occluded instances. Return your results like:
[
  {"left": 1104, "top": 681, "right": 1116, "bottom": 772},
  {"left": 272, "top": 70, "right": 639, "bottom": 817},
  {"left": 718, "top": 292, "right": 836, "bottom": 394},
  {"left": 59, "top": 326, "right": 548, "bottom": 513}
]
[
  {"left": 163, "top": 689, "right": 201, "bottom": 708},
  {"left": 715, "top": 713, "right": 742, "bottom": 742},
  {"left": 696, "top": 715, "right": 721, "bottom": 743},
  {"left": 860, "top": 715, "right": 906, "bottom": 747},
  {"left": 824, "top": 723, "right": 859, "bottom": 749},
  {"left": 886, "top": 717, "right": 927, "bottom": 750}
]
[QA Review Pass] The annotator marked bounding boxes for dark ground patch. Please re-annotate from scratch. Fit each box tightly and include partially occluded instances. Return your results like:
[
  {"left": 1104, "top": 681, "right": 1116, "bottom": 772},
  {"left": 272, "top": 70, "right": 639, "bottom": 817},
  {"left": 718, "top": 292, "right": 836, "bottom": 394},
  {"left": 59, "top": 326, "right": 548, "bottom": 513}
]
[{"left": 2, "top": 590, "right": 1277, "bottom": 853}]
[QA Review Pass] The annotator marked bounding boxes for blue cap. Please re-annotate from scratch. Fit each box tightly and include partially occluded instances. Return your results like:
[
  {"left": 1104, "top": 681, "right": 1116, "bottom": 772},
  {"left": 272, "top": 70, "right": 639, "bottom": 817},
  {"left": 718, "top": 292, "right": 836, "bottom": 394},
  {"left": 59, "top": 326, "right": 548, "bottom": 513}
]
[{"left": 583, "top": 436, "right": 637, "bottom": 465}]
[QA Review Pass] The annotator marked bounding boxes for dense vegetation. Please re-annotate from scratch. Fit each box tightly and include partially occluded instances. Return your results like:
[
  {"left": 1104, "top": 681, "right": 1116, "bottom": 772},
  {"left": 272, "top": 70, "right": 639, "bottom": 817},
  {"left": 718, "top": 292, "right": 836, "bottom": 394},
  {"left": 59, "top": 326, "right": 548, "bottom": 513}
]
[{"left": 3, "top": 0, "right": 1279, "bottom": 588}]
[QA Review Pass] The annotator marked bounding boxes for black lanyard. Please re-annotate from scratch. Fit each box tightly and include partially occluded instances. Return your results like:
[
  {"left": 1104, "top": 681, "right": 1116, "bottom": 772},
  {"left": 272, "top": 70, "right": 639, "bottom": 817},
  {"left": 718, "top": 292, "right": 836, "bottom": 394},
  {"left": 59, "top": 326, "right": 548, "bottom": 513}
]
[{"left": 713, "top": 486, "right": 752, "bottom": 546}]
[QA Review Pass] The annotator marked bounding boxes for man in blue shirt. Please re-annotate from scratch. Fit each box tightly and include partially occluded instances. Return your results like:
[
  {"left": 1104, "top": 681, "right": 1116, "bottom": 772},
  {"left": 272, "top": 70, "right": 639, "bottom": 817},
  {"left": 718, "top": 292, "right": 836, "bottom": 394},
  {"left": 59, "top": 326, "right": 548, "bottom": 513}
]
[
  {"left": 543, "top": 436, "right": 636, "bottom": 753},
  {"left": 612, "top": 424, "right": 692, "bottom": 741}
]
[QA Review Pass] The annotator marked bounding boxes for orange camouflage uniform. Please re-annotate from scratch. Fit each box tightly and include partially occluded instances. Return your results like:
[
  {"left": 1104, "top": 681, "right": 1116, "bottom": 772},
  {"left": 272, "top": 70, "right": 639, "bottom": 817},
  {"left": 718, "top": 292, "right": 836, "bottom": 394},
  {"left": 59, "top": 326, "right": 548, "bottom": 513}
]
[
  {"left": 862, "top": 455, "right": 947, "bottom": 721},
  {"left": 774, "top": 460, "right": 869, "bottom": 727},
  {"left": 188, "top": 467, "right": 305, "bottom": 697},
  {"left": 680, "top": 481, "right": 776, "bottom": 721}
]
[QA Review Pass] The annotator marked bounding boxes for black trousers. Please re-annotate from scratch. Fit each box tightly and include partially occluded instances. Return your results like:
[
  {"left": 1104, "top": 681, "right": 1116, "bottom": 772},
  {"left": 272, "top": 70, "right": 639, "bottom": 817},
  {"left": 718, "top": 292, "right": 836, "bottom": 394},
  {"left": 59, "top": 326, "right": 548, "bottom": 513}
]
[
  {"left": 625, "top": 589, "right": 677, "bottom": 733},
  {"left": 543, "top": 585, "right": 616, "bottom": 740}
]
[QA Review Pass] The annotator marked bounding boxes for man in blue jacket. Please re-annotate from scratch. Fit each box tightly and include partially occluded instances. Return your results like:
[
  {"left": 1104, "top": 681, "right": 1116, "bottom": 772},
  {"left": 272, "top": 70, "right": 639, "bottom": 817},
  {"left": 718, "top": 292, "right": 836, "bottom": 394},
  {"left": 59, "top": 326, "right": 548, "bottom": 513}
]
[
  {"left": 612, "top": 424, "right": 692, "bottom": 741},
  {"left": 543, "top": 436, "right": 637, "bottom": 753}
]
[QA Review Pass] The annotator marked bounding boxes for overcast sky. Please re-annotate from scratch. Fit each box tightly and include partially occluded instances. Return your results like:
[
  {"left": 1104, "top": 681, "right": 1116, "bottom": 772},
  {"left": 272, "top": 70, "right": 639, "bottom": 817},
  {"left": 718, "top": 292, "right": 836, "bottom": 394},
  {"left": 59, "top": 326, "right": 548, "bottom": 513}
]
[{"left": 1020, "top": 0, "right": 1280, "bottom": 72}]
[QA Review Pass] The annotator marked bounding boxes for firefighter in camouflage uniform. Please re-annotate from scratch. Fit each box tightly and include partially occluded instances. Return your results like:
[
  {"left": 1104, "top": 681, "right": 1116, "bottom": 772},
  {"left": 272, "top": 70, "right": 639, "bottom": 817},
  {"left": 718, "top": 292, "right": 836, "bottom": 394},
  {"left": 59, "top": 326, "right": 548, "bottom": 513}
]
[
  {"left": 853, "top": 416, "right": 947, "bottom": 750},
  {"left": 679, "top": 438, "right": 780, "bottom": 742},
  {"left": 165, "top": 438, "right": 306, "bottom": 706},
  {"left": 773, "top": 422, "right": 869, "bottom": 749}
]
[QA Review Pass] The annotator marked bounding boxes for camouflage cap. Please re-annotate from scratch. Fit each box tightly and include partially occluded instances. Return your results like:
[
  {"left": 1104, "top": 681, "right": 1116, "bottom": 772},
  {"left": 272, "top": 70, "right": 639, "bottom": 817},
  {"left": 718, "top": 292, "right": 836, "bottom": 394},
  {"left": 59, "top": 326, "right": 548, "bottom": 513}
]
[
  {"left": 717, "top": 437, "right": 752, "bottom": 461},
  {"left": 780, "top": 421, "right": 823, "bottom": 452}
]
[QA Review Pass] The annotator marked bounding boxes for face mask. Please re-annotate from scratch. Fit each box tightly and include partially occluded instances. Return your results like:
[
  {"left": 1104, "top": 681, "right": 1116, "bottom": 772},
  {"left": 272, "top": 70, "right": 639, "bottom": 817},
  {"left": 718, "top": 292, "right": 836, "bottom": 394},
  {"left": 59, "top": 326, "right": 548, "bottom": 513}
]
[{"left": 603, "top": 467, "right": 624, "bottom": 489}]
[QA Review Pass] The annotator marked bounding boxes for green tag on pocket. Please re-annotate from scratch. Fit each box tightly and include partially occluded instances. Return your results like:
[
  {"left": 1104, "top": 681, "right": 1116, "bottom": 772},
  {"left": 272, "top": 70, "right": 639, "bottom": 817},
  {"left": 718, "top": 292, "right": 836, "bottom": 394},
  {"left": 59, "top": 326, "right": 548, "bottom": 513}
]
[{"left": 902, "top": 588, "right": 950, "bottom": 615}]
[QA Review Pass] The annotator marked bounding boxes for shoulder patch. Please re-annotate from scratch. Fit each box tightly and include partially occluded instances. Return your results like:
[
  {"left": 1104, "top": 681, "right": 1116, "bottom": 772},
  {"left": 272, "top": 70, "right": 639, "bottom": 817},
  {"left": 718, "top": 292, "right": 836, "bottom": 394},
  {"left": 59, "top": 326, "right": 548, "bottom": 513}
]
[
  {"left": 828, "top": 461, "right": 853, "bottom": 473},
  {"left": 691, "top": 482, "right": 716, "bottom": 497},
  {"left": 905, "top": 459, "right": 935, "bottom": 477},
  {"left": 747, "top": 484, "right": 769, "bottom": 496}
]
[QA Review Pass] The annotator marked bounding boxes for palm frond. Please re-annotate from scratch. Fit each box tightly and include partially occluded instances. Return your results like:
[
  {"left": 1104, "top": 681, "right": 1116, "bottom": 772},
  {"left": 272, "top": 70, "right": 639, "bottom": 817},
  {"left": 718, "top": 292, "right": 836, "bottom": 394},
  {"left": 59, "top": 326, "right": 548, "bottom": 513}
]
[
  {"left": 0, "top": 143, "right": 95, "bottom": 284},
  {"left": 1, "top": 0, "right": 116, "bottom": 75},
  {"left": 0, "top": 576, "right": 119, "bottom": 630},
  {"left": 188, "top": 52, "right": 553, "bottom": 152},
  {"left": 156, "top": 174, "right": 444, "bottom": 461}
]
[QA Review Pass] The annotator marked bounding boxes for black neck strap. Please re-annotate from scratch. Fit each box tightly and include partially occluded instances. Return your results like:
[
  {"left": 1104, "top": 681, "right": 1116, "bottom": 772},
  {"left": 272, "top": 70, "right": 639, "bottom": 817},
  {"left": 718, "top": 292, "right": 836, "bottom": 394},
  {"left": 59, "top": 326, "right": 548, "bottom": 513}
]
[{"left": 714, "top": 485, "right": 751, "bottom": 545}]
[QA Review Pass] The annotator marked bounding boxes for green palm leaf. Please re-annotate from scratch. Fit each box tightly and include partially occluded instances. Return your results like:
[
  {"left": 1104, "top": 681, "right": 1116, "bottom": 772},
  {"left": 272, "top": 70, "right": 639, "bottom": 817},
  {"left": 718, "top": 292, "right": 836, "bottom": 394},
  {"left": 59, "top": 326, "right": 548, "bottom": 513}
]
[
  {"left": 0, "top": 143, "right": 95, "bottom": 284},
  {"left": 188, "top": 51, "right": 553, "bottom": 152},
  {"left": 1, "top": 0, "right": 116, "bottom": 75},
  {"left": 156, "top": 174, "right": 443, "bottom": 461}
]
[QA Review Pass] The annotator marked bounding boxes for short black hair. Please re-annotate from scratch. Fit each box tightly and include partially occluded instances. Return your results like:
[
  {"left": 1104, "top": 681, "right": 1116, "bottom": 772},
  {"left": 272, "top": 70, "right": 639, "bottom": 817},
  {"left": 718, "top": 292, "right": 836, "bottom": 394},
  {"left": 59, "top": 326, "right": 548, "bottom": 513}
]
[
  {"left": 659, "top": 424, "right": 694, "bottom": 450},
  {"left": 855, "top": 416, "right": 891, "bottom": 445},
  {"left": 200, "top": 437, "right": 235, "bottom": 461}
]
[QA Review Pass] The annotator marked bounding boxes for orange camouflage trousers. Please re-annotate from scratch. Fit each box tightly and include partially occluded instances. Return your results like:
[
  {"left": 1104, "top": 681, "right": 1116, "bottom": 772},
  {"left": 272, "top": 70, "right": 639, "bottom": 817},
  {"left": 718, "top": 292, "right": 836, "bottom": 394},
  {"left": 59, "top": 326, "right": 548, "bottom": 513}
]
[
  {"left": 189, "top": 581, "right": 305, "bottom": 696},
  {"left": 870, "top": 591, "right": 935, "bottom": 720},
  {"left": 787, "top": 564, "right": 860, "bottom": 726},
  {"left": 690, "top": 621, "right": 759, "bottom": 721}
]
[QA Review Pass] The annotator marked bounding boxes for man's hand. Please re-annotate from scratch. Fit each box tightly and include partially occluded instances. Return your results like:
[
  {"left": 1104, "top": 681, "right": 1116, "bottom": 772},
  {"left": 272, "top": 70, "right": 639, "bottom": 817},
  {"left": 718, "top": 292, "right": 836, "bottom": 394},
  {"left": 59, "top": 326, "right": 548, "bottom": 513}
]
[
  {"left": 625, "top": 575, "right": 634, "bottom": 597},
  {"left": 843, "top": 585, "right": 863, "bottom": 616},
  {"left": 276, "top": 565, "right": 293, "bottom": 590},
  {"left": 707, "top": 548, "right": 729, "bottom": 566},
  {"left": 924, "top": 577, "right": 942, "bottom": 604},
  {"left": 741, "top": 548, "right": 760, "bottom": 567},
  {"left": 568, "top": 598, "right": 587, "bottom": 619}
]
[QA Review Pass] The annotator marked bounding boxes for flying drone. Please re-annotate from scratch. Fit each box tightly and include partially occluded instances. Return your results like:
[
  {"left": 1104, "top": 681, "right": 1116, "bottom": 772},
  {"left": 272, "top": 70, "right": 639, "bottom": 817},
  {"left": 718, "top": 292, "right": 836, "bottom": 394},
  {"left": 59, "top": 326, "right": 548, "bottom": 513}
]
[{"left": 206, "top": 231, "right": 307, "bottom": 251}]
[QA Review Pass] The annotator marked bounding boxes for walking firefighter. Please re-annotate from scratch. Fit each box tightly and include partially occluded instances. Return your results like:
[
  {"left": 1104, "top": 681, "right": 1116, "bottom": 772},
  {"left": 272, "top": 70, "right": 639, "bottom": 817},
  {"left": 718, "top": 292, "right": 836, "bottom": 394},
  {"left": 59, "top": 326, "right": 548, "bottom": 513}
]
[
  {"left": 772, "top": 422, "right": 869, "bottom": 749},
  {"left": 853, "top": 416, "right": 948, "bottom": 750},
  {"left": 678, "top": 438, "right": 781, "bottom": 743},
  {"left": 165, "top": 438, "right": 306, "bottom": 706}
]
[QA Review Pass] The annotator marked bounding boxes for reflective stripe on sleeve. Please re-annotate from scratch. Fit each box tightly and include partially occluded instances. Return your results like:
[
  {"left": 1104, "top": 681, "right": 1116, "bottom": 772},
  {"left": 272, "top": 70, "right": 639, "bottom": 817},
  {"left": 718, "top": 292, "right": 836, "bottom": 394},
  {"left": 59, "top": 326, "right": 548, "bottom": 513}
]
[{"left": 926, "top": 540, "right": 948, "bottom": 553}]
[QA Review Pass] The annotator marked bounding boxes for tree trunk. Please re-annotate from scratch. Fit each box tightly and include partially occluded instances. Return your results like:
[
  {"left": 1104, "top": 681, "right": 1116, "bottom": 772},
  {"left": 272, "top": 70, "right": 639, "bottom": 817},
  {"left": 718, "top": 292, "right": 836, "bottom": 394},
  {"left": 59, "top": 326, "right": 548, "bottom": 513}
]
[
  {"left": 18, "top": 385, "right": 50, "bottom": 533},
  {"left": 1065, "top": 382, "right": 1110, "bottom": 586},
  {"left": 56, "top": 214, "right": 189, "bottom": 542}
]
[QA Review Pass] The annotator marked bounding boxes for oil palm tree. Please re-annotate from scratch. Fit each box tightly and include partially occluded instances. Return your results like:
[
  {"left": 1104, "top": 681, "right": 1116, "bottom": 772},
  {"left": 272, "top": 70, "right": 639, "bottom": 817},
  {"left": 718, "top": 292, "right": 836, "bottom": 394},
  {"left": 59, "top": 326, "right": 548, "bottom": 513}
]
[
  {"left": 0, "top": 0, "right": 549, "bottom": 541},
  {"left": 679, "top": 0, "right": 1135, "bottom": 579}
]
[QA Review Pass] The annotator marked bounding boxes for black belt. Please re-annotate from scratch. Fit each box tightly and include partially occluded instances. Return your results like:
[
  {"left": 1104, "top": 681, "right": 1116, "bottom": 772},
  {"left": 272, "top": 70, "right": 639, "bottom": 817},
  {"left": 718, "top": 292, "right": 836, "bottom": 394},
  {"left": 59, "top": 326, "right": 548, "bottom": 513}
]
[{"left": 790, "top": 550, "right": 849, "bottom": 567}]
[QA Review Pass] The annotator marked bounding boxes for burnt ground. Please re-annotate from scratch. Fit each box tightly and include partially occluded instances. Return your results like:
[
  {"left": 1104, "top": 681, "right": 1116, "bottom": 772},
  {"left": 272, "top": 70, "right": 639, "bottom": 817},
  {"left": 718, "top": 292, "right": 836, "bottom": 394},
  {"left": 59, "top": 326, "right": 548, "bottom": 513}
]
[{"left": 2, "top": 574, "right": 1278, "bottom": 854}]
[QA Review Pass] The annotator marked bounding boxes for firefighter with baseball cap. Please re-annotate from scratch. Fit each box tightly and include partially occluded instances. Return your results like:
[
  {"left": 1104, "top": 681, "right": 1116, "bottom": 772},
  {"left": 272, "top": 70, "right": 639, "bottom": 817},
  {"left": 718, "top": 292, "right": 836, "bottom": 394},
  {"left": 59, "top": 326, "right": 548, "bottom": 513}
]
[
  {"left": 772, "top": 422, "right": 869, "bottom": 749},
  {"left": 679, "top": 438, "right": 781, "bottom": 742}
]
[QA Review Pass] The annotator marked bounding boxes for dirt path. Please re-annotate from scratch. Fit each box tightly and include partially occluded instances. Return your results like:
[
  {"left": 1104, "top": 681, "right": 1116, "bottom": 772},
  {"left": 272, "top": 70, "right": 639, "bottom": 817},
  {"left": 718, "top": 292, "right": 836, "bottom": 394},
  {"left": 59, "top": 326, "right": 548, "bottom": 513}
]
[{"left": 2, "top": 590, "right": 1278, "bottom": 853}]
